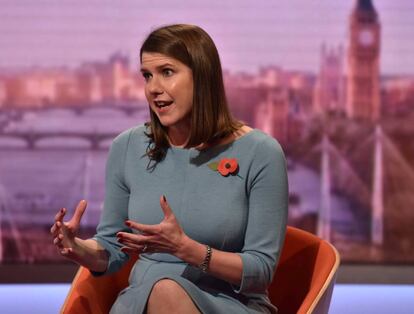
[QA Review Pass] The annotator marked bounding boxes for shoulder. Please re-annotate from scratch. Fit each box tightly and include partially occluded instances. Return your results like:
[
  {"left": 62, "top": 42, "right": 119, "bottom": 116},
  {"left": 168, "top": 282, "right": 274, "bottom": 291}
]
[
  {"left": 244, "top": 130, "right": 288, "bottom": 187},
  {"left": 107, "top": 123, "right": 149, "bottom": 165},
  {"left": 242, "top": 130, "right": 287, "bottom": 178},
  {"left": 112, "top": 123, "right": 148, "bottom": 147},
  {"left": 247, "top": 129, "right": 285, "bottom": 158}
]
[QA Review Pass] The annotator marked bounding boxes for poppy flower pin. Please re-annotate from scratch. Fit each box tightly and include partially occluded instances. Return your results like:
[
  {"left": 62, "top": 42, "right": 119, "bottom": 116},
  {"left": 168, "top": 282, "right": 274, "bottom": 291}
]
[{"left": 208, "top": 157, "right": 241, "bottom": 177}]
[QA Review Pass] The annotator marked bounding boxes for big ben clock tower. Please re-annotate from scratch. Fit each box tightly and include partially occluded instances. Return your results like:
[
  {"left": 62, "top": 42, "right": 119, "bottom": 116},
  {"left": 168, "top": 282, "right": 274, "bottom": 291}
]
[{"left": 346, "top": 0, "right": 381, "bottom": 121}]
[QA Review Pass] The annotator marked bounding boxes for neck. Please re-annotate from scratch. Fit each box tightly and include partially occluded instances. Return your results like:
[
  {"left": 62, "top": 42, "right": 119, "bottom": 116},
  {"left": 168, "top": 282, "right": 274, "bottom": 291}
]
[{"left": 167, "top": 124, "right": 191, "bottom": 147}]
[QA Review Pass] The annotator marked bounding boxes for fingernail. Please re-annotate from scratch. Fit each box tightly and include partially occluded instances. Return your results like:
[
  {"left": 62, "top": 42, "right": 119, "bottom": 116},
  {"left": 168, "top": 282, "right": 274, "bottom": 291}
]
[
  {"left": 125, "top": 220, "right": 131, "bottom": 227},
  {"left": 163, "top": 195, "right": 166, "bottom": 202},
  {"left": 60, "top": 208, "right": 64, "bottom": 213}
]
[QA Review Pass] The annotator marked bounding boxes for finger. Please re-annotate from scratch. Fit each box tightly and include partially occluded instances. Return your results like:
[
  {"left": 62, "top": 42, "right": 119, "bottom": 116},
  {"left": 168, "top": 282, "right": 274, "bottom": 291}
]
[
  {"left": 116, "top": 235, "right": 156, "bottom": 250},
  {"left": 116, "top": 232, "right": 151, "bottom": 244},
  {"left": 118, "top": 239, "right": 146, "bottom": 251},
  {"left": 50, "top": 221, "right": 63, "bottom": 236},
  {"left": 60, "top": 247, "right": 73, "bottom": 256},
  {"left": 117, "top": 237, "right": 152, "bottom": 247},
  {"left": 54, "top": 208, "right": 66, "bottom": 222},
  {"left": 50, "top": 224, "right": 57, "bottom": 235},
  {"left": 119, "top": 240, "right": 146, "bottom": 251},
  {"left": 125, "top": 220, "right": 159, "bottom": 235},
  {"left": 67, "top": 200, "right": 87, "bottom": 229},
  {"left": 160, "top": 195, "right": 173, "bottom": 218},
  {"left": 50, "top": 225, "right": 59, "bottom": 237},
  {"left": 68, "top": 200, "right": 87, "bottom": 227},
  {"left": 53, "top": 235, "right": 63, "bottom": 246}
]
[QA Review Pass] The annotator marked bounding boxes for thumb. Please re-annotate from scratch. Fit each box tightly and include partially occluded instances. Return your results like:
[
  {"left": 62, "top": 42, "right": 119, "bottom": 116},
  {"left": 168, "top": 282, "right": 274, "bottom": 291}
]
[
  {"left": 160, "top": 195, "right": 173, "bottom": 218},
  {"left": 68, "top": 200, "right": 87, "bottom": 228}
]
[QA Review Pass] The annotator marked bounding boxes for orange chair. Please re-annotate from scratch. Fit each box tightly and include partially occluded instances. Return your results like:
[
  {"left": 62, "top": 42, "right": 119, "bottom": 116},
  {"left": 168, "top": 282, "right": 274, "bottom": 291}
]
[
  {"left": 269, "top": 226, "right": 340, "bottom": 314},
  {"left": 61, "top": 226, "right": 340, "bottom": 314}
]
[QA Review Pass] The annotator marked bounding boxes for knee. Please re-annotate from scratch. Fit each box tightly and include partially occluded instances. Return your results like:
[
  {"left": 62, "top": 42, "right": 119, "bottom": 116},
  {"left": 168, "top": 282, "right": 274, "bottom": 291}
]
[
  {"left": 149, "top": 279, "right": 182, "bottom": 301},
  {"left": 147, "top": 279, "right": 199, "bottom": 314}
]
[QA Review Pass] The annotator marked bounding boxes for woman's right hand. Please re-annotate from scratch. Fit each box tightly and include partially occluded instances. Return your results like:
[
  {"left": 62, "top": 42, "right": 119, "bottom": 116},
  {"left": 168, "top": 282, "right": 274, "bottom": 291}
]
[{"left": 50, "top": 200, "right": 87, "bottom": 260}]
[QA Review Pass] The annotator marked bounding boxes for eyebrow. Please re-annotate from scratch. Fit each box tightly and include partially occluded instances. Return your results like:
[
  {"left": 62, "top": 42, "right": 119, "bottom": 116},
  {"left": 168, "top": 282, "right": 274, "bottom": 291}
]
[{"left": 140, "top": 63, "right": 175, "bottom": 73}]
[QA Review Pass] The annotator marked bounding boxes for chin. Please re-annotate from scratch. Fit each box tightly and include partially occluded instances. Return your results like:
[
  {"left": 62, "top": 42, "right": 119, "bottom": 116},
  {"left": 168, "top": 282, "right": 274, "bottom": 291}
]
[{"left": 156, "top": 117, "right": 176, "bottom": 128}]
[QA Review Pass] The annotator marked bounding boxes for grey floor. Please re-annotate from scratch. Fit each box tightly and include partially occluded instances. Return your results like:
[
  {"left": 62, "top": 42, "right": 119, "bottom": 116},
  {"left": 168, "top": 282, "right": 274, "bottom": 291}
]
[{"left": 0, "top": 284, "right": 413, "bottom": 314}]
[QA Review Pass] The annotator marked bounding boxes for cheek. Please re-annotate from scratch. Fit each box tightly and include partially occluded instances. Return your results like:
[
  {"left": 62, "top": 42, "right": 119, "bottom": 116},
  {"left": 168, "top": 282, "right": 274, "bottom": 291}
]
[
  {"left": 175, "top": 77, "right": 193, "bottom": 101},
  {"left": 144, "top": 87, "right": 151, "bottom": 102},
  {"left": 186, "top": 89, "right": 193, "bottom": 106}
]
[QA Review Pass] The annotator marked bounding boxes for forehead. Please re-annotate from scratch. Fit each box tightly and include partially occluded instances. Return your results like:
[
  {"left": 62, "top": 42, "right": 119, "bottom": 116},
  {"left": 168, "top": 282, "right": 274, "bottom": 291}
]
[{"left": 141, "top": 52, "right": 183, "bottom": 68}]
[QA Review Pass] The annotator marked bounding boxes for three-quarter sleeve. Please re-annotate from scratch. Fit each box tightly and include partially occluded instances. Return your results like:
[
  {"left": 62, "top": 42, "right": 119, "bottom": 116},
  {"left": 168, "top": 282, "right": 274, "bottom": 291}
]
[
  {"left": 235, "top": 136, "right": 288, "bottom": 294},
  {"left": 92, "top": 130, "right": 132, "bottom": 275}
]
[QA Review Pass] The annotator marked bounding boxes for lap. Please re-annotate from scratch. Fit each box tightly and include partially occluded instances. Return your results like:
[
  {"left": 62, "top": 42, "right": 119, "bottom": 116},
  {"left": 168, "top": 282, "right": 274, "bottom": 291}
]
[{"left": 110, "top": 259, "right": 274, "bottom": 314}]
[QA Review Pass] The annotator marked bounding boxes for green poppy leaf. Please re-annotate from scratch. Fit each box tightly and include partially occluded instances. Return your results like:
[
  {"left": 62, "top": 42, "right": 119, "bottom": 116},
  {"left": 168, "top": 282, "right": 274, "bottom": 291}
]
[{"left": 208, "top": 162, "right": 218, "bottom": 171}]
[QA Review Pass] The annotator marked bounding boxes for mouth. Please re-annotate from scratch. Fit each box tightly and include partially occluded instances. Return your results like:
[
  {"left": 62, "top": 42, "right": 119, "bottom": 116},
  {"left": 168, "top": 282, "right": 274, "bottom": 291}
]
[{"left": 154, "top": 101, "right": 173, "bottom": 108}]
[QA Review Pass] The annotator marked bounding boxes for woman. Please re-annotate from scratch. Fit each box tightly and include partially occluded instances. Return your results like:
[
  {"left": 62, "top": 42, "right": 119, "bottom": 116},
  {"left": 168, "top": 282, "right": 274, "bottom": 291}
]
[{"left": 51, "top": 24, "right": 288, "bottom": 313}]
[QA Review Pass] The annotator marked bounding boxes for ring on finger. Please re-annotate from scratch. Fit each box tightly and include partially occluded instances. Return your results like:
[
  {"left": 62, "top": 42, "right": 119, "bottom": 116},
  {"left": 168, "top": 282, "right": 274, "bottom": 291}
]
[{"left": 142, "top": 244, "right": 148, "bottom": 252}]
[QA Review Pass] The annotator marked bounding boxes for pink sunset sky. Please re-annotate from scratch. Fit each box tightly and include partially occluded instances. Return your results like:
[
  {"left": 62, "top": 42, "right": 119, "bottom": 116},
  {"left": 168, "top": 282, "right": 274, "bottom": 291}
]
[{"left": 0, "top": 0, "right": 413, "bottom": 75}]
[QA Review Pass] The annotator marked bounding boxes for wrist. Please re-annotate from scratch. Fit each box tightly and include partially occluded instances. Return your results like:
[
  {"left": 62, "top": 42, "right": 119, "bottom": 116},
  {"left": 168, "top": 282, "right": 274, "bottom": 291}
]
[
  {"left": 73, "top": 238, "right": 108, "bottom": 272},
  {"left": 73, "top": 237, "right": 86, "bottom": 255},
  {"left": 176, "top": 235, "right": 206, "bottom": 267},
  {"left": 175, "top": 234, "right": 192, "bottom": 260},
  {"left": 198, "top": 245, "right": 212, "bottom": 273}
]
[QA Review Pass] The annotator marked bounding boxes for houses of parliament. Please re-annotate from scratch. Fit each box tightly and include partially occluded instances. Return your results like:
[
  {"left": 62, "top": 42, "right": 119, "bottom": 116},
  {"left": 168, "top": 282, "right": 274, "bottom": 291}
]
[{"left": 315, "top": 0, "right": 381, "bottom": 122}]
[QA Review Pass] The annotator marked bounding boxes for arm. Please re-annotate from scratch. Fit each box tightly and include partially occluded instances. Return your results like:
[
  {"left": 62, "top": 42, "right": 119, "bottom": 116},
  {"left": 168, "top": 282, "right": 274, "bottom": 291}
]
[
  {"left": 70, "top": 237, "right": 109, "bottom": 272},
  {"left": 233, "top": 137, "right": 288, "bottom": 293},
  {"left": 91, "top": 130, "right": 132, "bottom": 275},
  {"left": 178, "top": 137, "right": 288, "bottom": 291},
  {"left": 51, "top": 130, "right": 132, "bottom": 274}
]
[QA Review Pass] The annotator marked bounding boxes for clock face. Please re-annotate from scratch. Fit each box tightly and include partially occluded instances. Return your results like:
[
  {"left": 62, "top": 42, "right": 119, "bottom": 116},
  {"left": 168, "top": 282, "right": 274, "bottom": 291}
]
[{"left": 358, "top": 29, "right": 374, "bottom": 46}]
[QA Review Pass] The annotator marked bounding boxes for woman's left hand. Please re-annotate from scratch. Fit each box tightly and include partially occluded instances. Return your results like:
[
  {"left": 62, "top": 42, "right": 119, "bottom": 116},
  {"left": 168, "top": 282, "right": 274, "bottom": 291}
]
[{"left": 117, "top": 195, "right": 187, "bottom": 255}]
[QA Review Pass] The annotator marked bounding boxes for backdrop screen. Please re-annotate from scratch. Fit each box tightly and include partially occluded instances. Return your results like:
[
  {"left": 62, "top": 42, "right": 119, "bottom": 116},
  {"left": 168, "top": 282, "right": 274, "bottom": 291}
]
[{"left": 0, "top": 0, "right": 413, "bottom": 267}]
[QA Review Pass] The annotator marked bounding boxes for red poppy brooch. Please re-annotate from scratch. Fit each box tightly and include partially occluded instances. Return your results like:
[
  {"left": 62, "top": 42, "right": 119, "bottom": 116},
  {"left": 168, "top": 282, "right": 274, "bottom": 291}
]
[{"left": 208, "top": 158, "right": 240, "bottom": 177}]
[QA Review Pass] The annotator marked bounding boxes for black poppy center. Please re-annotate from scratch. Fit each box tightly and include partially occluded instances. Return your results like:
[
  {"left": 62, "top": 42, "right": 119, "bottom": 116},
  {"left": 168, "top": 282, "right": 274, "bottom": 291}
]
[{"left": 225, "top": 163, "right": 231, "bottom": 169}]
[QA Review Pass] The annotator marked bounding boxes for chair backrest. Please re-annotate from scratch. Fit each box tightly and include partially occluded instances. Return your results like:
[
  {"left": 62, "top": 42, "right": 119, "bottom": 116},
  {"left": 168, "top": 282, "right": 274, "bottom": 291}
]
[
  {"left": 61, "top": 226, "right": 339, "bottom": 314},
  {"left": 268, "top": 226, "right": 340, "bottom": 314}
]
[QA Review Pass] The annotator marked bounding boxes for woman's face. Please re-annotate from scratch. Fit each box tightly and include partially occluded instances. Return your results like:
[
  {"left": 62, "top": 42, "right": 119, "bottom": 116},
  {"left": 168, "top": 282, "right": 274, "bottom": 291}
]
[{"left": 141, "top": 52, "right": 194, "bottom": 131}]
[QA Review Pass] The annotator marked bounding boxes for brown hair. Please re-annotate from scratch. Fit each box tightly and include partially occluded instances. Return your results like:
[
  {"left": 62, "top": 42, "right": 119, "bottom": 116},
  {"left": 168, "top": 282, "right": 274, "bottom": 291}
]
[{"left": 140, "top": 24, "right": 243, "bottom": 168}]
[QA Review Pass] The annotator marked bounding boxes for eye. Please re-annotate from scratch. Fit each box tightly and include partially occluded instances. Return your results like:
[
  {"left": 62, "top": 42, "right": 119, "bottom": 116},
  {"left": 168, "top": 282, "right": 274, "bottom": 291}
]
[
  {"left": 141, "top": 72, "right": 151, "bottom": 82},
  {"left": 163, "top": 68, "right": 174, "bottom": 77}
]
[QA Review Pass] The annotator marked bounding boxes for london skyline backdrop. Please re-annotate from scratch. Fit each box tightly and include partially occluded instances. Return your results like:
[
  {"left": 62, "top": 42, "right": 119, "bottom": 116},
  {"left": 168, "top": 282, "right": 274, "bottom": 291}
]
[{"left": 0, "top": 0, "right": 413, "bottom": 75}]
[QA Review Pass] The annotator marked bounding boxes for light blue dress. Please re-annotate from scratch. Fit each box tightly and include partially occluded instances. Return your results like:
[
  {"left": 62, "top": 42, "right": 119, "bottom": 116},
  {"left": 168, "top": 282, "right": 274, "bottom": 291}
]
[{"left": 93, "top": 124, "right": 288, "bottom": 313}]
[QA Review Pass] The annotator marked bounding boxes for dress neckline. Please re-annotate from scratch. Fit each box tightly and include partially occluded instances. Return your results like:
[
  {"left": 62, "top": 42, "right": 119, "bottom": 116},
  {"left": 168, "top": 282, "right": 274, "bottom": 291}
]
[{"left": 169, "top": 128, "right": 259, "bottom": 153}]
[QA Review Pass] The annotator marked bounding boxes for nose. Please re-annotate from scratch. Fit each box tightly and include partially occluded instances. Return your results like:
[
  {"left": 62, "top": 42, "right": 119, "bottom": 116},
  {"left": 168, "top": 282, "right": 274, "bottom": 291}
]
[{"left": 147, "top": 76, "right": 164, "bottom": 95}]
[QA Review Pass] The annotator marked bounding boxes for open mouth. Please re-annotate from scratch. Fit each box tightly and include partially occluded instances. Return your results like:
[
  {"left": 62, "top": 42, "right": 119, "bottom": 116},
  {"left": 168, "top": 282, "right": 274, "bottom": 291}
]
[{"left": 155, "top": 101, "right": 173, "bottom": 108}]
